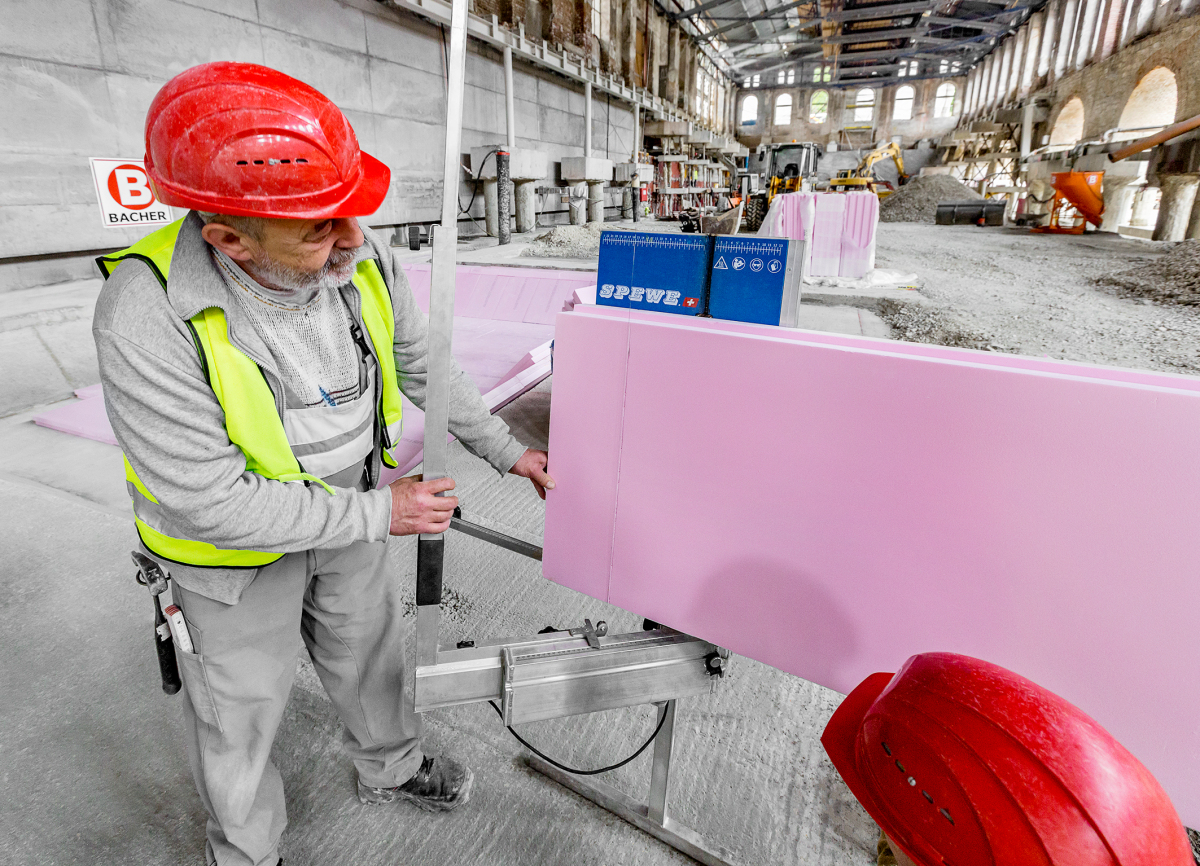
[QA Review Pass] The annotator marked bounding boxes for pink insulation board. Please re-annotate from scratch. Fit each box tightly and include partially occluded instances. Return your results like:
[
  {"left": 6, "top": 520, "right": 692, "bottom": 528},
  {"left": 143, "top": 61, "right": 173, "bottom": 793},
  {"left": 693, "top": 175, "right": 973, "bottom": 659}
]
[
  {"left": 808, "top": 194, "right": 847, "bottom": 277},
  {"left": 542, "top": 305, "right": 1200, "bottom": 827},
  {"left": 839, "top": 192, "right": 878, "bottom": 279}
]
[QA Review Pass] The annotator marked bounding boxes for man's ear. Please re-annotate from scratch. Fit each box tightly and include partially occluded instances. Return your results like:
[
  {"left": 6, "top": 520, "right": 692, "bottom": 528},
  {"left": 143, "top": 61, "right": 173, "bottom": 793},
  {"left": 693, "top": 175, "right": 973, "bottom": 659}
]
[{"left": 201, "top": 222, "right": 257, "bottom": 262}]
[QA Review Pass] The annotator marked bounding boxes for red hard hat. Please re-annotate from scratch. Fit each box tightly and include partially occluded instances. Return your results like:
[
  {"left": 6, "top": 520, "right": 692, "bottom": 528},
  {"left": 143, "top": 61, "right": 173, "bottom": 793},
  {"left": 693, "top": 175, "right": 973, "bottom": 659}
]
[
  {"left": 822, "top": 653, "right": 1193, "bottom": 866},
  {"left": 144, "top": 62, "right": 390, "bottom": 219}
]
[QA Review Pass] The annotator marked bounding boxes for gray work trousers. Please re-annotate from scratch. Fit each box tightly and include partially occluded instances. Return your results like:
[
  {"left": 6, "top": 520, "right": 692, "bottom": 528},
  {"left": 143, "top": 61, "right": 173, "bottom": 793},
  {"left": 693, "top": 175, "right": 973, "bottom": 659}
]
[{"left": 171, "top": 539, "right": 423, "bottom": 866}]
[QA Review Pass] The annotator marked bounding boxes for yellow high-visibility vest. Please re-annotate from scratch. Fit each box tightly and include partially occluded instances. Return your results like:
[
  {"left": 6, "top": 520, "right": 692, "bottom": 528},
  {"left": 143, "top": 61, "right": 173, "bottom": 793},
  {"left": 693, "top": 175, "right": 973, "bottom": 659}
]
[{"left": 97, "top": 219, "right": 403, "bottom": 568}]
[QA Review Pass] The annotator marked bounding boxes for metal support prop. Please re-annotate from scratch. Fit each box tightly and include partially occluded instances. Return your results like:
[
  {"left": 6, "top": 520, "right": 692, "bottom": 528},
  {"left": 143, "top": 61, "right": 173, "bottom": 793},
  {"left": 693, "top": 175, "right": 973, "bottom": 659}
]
[
  {"left": 585, "top": 80, "right": 593, "bottom": 157},
  {"left": 503, "top": 45, "right": 516, "bottom": 149},
  {"left": 497, "top": 150, "right": 511, "bottom": 245},
  {"left": 411, "top": 2, "right": 736, "bottom": 862},
  {"left": 415, "top": 0, "right": 469, "bottom": 670}
]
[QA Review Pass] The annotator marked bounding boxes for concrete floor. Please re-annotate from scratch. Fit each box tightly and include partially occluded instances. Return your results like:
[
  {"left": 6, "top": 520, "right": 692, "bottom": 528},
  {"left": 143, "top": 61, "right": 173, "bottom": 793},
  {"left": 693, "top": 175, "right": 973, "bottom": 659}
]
[{"left": 0, "top": 381, "right": 877, "bottom": 866}]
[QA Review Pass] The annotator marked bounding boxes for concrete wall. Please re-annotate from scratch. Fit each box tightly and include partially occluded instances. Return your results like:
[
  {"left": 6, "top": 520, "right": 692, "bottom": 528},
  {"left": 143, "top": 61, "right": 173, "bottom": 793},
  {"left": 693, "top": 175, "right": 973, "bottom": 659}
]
[
  {"left": 735, "top": 78, "right": 965, "bottom": 150},
  {"left": 0, "top": 0, "right": 636, "bottom": 264}
]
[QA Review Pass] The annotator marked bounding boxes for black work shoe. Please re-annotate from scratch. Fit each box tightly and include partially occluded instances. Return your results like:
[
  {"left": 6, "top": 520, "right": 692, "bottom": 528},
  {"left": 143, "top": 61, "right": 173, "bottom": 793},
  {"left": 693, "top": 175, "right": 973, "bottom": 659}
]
[{"left": 357, "top": 755, "right": 474, "bottom": 812}]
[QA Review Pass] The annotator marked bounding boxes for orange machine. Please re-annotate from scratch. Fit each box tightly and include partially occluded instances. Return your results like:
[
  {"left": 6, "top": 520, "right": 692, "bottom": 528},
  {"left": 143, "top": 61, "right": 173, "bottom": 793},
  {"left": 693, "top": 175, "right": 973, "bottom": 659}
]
[{"left": 1033, "top": 171, "right": 1105, "bottom": 234}]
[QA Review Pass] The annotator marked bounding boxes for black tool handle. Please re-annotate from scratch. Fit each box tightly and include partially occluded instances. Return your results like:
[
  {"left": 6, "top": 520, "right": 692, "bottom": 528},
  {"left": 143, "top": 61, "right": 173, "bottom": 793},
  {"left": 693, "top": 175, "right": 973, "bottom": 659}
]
[
  {"left": 416, "top": 537, "right": 444, "bottom": 607},
  {"left": 154, "top": 601, "right": 181, "bottom": 695}
]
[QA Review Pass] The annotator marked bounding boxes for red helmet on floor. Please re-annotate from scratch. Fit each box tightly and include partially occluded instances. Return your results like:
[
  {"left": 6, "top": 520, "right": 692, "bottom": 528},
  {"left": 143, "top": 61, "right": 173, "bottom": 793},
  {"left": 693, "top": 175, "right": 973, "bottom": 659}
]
[
  {"left": 822, "top": 652, "right": 1193, "bottom": 866},
  {"left": 144, "top": 61, "right": 390, "bottom": 219}
]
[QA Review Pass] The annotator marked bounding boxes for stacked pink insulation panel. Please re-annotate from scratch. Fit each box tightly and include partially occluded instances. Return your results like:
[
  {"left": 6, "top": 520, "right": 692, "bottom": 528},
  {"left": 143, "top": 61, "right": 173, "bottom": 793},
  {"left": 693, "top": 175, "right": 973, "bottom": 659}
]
[
  {"left": 761, "top": 191, "right": 878, "bottom": 279},
  {"left": 542, "top": 304, "right": 1200, "bottom": 828}
]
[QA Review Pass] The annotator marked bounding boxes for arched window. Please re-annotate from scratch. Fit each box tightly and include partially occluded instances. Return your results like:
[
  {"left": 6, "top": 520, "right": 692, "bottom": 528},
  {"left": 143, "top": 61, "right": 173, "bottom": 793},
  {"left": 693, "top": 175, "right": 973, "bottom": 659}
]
[
  {"left": 809, "top": 90, "right": 829, "bottom": 123},
  {"left": 774, "top": 93, "right": 793, "bottom": 126},
  {"left": 1049, "top": 96, "right": 1085, "bottom": 145},
  {"left": 934, "top": 83, "right": 957, "bottom": 118},
  {"left": 1118, "top": 67, "right": 1177, "bottom": 131},
  {"left": 893, "top": 85, "right": 915, "bottom": 120},
  {"left": 854, "top": 88, "right": 875, "bottom": 123},
  {"left": 740, "top": 94, "right": 758, "bottom": 125}
]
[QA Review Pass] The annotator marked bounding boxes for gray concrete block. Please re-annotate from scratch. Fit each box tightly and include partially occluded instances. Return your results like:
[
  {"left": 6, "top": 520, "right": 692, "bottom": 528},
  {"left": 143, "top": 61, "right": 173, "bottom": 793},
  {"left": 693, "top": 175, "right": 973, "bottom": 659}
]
[
  {"left": 371, "top": 117, "right": 445, "bottom": 177},
  {"left": 537, "top": 78, "right": 570, "bottom": 113},
  {"left": 0, "top": 154, "right": 97, "bottom": 209},
  {"left": 104, "top": 71, "right": 171, "bottom": 157},
  {"left": 363, "top": 10, "right": 442, "bottom": 71},
  {"left": 173, "top": 0, "right": 260, "bottom": 20},
  {"left": 0, "top": 203, "right": 144, "bottom": 260},
  {"left": 466, "top": 50, "right": 504, "bottom": 94},
  {"left": 0, "top": 329, "right": 73, "bottom": 417},
  {"left": 258, "top": 0, "right": 368, "bottom": 53},
  {"left": 511, "top": 68, "right": 539, "bottom": 103},
  {"left": 514, "top": 98, "right": 540, "bottom": 141},
  {"left": 0, "top": 57, "right": 119, "bottom": 157},
  {"left": 261, "top": 31, "right": 371, "bottom": 113},
  {"left": 101, "top": 0, "right": 265, "bottom": 78},
  {"left": 367, "top": 58, "right": 445, "bottom": 123},
  {"left": 463, "top": 85, "right": 506, "bottom": 137},
  {"left": 0, "top": 0, "right": 103, "bottom": 66},
  {"left": 35, "top": 319, "right": 101, "bottom": 389},
  {"left": 539, "top": 106, "right": 585, "bottom": 148}
]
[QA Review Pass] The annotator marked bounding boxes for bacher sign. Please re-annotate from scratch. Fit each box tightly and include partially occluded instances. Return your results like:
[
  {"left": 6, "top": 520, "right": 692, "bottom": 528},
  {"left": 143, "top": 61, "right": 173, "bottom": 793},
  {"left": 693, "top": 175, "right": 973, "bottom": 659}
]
[{"left": 89, "top": 158, "right": 178, "bottom": 229}]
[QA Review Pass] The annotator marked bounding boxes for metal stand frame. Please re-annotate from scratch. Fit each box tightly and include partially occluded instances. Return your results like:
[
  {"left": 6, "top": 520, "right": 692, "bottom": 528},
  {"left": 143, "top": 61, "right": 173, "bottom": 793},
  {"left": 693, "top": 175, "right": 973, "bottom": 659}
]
[
  {"left": 526, "top": 700, "right": 738, "bottom": 866},
  {"left": 415, "top": 3, "right": 736, "bottom": 862}
]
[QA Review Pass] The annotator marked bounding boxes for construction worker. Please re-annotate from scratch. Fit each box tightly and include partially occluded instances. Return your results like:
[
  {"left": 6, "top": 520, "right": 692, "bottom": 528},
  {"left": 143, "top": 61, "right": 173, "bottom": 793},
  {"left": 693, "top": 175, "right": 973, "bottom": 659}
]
[
  {"left": 821, "top": 651, "right": 1195, "bottom": 866},
  {"left": 92, "top": 62, "right": 554, "bottom": 866}
]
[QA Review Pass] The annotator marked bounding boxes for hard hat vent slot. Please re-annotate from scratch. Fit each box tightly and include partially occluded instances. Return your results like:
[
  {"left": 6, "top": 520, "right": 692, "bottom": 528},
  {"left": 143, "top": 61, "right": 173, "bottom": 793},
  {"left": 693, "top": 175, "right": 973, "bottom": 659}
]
[
  {"left": 236, "top": 161, "right": 248, "bottom": 165},
  {"left": 895, "top": 760, "right": 906, "bottom": 772},
  {"left": 881, "top": 742, "right": 892, "bottom": 756},
  {"left": 940, "top": 808, "right": 954, "bottom": 825},
  {"left": 922, "top": 790, "right": 933, "bottom": 803}
]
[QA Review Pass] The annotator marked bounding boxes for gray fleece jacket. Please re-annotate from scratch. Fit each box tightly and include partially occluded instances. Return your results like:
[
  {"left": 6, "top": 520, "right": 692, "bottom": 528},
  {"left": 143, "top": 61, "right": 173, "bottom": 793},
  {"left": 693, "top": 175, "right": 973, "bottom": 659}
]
[{"left": 93, "top": 212, "right": 526, "bottom": 604}]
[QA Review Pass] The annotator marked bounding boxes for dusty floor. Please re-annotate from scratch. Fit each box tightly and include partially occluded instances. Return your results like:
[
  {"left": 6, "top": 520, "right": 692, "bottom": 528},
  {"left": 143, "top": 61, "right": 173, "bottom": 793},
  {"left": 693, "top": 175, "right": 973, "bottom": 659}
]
[{"left": 873, "top": 224, "right": 1200, "bottom": 375}]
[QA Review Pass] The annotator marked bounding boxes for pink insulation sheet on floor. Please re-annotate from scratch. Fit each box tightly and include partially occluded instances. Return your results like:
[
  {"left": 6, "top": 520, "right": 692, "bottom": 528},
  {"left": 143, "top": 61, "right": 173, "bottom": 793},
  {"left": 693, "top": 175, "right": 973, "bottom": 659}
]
[
  {"left": 760, "top": 192, "right": 878, "bottom": 279},
  {"left": 35, "top": 264, "right": 595, "bottom": 479},
  {"left": 542, "top": 305, "right": 1200, "bottom": 827}
]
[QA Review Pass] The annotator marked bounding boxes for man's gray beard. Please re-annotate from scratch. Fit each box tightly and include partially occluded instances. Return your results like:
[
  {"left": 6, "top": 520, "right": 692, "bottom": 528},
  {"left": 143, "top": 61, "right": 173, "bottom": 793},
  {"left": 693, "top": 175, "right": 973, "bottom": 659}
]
[{"left": 251, "top": 245, "right": 361, "bottom": 296}]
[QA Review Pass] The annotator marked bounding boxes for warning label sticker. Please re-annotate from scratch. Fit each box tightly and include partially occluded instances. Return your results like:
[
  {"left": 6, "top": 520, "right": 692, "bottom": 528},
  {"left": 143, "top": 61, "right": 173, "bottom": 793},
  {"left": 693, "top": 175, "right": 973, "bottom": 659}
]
[
  {"left": 713, "top": 256, "right": 728, "bottom": 270},
  {"left": 89, "top": 158, "right": 179, "bottom": 229}
]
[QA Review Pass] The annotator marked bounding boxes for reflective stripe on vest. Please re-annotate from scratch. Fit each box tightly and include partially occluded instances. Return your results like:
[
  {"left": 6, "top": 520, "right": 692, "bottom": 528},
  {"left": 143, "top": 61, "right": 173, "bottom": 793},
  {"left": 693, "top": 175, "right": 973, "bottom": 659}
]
[{"left": 98, "top": 218, "right": 404, "bottom": 568}]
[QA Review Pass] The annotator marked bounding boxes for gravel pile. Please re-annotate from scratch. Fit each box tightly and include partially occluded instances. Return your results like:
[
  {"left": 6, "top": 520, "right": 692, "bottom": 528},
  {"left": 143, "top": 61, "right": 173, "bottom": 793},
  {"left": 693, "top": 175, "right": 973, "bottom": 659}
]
[
  {"left": 877, "top": 298, "right": 1000, "bottom": 351},
  {"left": 879, "top": 175, "right": 981, "bottom": 224},
  {"left": 1092, "top": 239, "right": 1200, "bottom": 306},
  {"left": 520, "top": 223, "right": 607, "bottom": 258}
]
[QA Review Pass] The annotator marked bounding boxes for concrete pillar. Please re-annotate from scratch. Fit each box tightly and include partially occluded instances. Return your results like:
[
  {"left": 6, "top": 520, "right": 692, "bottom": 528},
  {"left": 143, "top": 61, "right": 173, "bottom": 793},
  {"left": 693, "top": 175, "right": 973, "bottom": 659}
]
[
  {"left": 1037, "top": 0, "right": 1060, "bottom": 82},
  {"left": 570, "top": 182, "right": 587, "bottom": 225},
  {"left": 1074, "top": 0, "right": 1101, "bottom": 69},
  {"left": 1020, "top": 12, "right": 1042, "bottom": 95},
  {"left": 1152, "top": 175, "right": 1200, "bottom": 241},
  {"left": 1020, "top": 100, "right": 1036, "bottom": 158},
  {"left": 1187, "top": 190, "right": 1200, "bottom": 240},
  {"left": 1098, "top": 0, "right": 1124, "bottom": 59},
  {"left": 1099, "top": 177, "right": 1137, "bottom": 232},
  {"left": 1130, "top": 185, "right": 1159, "bottom": 227},
  {"left": 504, "top": 46, "right": 516, "bottom": 149},
  {"left": 1053, "top": 0, "right": 1079, "bottom": 82},
  {"left": 622, "top": 0, "right": 636, "bottom": 85},
  {"left": 996, "top": 39, "right": 1013, "bottom": 107},
  {"left": 514, "top": 180, "right": 537, "bottom": 232},
  {"left": 666, "top": 23, "right": 680, "bottom": 105},
  {"left": 587, "top": 181, "right": 604, "bottom": 222},
  {"left": 584, "top": 80, "right": 593, "bottom": 157},
  {"left": 483, "top": 179, "right": 499, "bottom": 236}
]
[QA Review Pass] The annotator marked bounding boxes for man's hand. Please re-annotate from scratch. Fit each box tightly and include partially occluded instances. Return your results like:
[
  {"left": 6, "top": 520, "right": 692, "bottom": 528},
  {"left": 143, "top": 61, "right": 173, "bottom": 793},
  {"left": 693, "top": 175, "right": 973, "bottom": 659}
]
[
  {"left": 509, "top": 449, "right": 555, "bottom": 500},
  {"left": 388, "top": 475, "right": 458, "bottom": 535}
]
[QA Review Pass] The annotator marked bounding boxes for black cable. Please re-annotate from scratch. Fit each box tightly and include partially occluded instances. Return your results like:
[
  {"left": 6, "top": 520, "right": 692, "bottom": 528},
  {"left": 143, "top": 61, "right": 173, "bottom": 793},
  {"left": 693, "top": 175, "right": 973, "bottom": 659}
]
[
  {"left": 460, "top": 147, "right": 499, "bottom": 217},
  {"left": 488, "top": 700, "right": 668, "bottom": 776}
]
